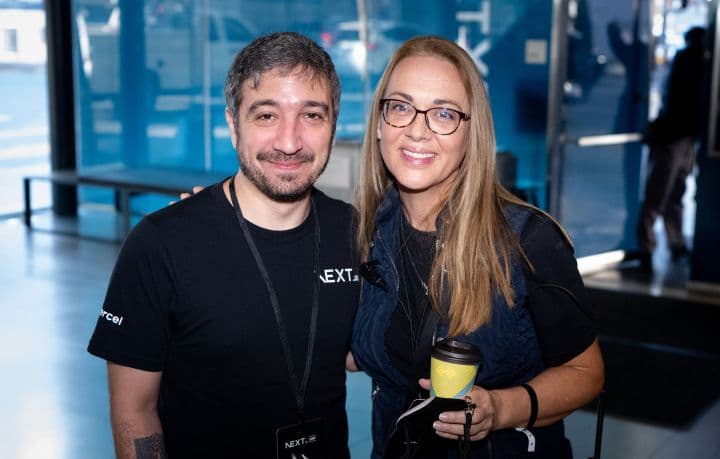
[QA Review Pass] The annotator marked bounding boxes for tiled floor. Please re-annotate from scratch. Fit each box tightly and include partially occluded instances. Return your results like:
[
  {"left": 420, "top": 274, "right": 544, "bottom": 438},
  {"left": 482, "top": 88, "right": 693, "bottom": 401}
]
[{"left": 2, "top": 213, "right": 719, "bottom": 458}]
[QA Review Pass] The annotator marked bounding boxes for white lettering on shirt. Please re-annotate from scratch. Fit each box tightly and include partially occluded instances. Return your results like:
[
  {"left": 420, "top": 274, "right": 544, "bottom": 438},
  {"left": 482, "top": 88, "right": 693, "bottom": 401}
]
[
  {"left": 319, "top": 267, "right": 359, "bottom": 284},
  {"left": 99, "top": 308, "right": 124, "bottom": 326}
]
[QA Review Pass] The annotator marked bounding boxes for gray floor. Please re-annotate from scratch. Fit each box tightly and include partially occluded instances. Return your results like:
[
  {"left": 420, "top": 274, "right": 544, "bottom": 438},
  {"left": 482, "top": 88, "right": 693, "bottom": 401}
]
[{"left": 2, "top": 213, "right": 719, "bottom": 459}]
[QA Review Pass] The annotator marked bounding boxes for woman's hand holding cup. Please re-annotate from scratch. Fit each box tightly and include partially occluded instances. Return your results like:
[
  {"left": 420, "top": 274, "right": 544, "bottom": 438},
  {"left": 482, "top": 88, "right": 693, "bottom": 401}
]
[
  {"left": 422, "top": 339, "right": 493, "bottom": 440},
  {"left": 418, "top": 379, "right": 497, "bottom": 441}
]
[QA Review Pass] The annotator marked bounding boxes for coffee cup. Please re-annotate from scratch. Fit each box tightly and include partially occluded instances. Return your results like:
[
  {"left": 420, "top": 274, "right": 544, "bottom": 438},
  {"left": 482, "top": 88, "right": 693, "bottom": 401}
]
[{"left": 430, "top": 339, "right": 482, "bottom": 399}]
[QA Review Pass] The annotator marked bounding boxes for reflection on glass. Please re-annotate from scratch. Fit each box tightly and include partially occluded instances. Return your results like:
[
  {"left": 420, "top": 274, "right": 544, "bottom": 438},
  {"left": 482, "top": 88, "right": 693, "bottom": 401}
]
[{"left": 71, "top": 1, "right": 560, "bottom": 224}]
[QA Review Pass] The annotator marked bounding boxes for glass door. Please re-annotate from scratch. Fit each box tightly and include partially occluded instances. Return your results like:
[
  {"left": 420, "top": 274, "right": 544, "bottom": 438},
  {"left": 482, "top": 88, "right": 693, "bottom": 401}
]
[
  {"left": 547, "top": 0, "right": 652, "bottom": 257},
  {"left": 548, "top": 0, "right": 712, "bottom": 264}
]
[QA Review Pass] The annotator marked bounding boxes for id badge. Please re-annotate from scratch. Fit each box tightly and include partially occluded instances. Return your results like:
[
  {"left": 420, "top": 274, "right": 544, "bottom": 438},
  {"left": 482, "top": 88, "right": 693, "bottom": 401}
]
[{"left": 276, "top": 417, "right": 324, "bottom": 459}]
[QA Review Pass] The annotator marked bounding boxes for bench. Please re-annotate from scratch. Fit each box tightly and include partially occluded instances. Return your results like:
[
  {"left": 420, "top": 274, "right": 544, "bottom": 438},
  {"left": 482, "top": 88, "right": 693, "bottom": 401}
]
[{"left": 23, "top": 167, "right": 228, "bottom": 239}]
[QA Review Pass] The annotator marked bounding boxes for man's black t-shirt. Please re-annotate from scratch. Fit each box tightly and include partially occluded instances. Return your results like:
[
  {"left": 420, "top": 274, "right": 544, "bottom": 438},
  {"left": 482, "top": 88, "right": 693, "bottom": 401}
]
[{"left": 88, "top": 182, "right": 360, "bottom": 458}]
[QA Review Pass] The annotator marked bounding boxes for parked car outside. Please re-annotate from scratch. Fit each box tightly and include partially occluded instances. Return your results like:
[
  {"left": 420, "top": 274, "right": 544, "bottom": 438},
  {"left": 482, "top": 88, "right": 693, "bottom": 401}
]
[
  {"left": 78, "top": 5, "right": 257, "bottom": 96},
  {"left": 320, "top": 19, "right": 423, "bottom": 139},
  {"left": 321, "top": 19, "right": 424, "bottom": 78}
]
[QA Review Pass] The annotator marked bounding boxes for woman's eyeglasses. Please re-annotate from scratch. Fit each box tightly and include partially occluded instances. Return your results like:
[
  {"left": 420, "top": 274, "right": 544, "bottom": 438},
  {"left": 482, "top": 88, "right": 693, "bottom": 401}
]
[{"left": 379, "top": 98, "right": 470, "bottom": 135}]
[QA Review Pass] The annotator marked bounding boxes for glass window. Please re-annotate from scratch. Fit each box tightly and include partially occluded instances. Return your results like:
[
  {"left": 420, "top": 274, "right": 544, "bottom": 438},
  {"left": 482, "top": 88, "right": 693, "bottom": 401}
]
[
  {"left": 380, "top": 25, "right": 421, "bottom": 42},
  {"left": 209, "top": 17, "right": 219, "bottom": 42},
  {"left": 0, "top": 6, "right": 49, "bottom": 216},
  {"left": 223, "top": 17, "right": 253, "bottom": 42},
  {"left": 3, "top": 29, "right": 18, "bottom": 52},
  {"left": 69, "top": 0, "right": 558, "bottom": 224},
  {"left": 83, "top": 4, "right": 113, "bottom": 24},
  {"left": 335, "top": 28, "right": 359, "bottom": 41}
]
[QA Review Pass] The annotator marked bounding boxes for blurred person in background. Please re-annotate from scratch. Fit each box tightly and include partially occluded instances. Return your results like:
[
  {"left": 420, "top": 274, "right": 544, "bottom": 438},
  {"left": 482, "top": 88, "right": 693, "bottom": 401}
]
[{"left": 637, "top": 26, "right": 708, "bottom": 271}]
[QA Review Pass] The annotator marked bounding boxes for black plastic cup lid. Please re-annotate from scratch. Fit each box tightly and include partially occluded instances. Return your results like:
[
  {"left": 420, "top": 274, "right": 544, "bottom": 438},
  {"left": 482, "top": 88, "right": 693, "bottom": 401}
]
[{"left": 431, "top": 339, "right": 482, "bottom": 365}]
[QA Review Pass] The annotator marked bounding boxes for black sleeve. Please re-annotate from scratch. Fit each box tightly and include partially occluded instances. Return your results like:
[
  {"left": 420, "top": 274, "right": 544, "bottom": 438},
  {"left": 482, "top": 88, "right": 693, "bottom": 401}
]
[
  {"left": 87, "top": 217, "right": 175, "bottom": 371},
  {"left": 520, "top": 213, "right": 597, "bottom": 367}
]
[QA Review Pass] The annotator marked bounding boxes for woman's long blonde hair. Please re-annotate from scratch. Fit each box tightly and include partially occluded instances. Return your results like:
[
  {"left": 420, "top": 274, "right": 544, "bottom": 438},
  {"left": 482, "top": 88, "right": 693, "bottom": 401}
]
[{"left": 355, "top": 36, "right": 538, "bottom": 337}]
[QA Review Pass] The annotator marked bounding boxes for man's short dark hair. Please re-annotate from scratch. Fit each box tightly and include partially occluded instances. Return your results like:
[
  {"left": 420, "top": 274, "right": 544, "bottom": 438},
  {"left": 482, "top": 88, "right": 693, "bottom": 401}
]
[{"left": 224, "top": 32, "right": 340, "bottom": 125}]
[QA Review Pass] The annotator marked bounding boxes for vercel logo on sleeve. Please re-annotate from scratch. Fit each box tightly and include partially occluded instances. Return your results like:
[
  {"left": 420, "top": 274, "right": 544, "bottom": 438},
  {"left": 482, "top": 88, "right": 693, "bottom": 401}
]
[{"left": 98, "top": 308, "right": 124, "bottom": 326}]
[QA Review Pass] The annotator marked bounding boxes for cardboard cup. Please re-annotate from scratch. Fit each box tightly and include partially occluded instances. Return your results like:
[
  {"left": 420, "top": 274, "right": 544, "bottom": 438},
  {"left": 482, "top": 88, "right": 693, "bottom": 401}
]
[{"left": 430, "top": 339, "right": 482, "bottom": 399}]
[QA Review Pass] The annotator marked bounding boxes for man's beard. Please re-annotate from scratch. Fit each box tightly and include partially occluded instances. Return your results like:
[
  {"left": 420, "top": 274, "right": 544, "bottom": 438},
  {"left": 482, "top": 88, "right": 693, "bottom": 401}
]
[{"left": 238, "top": 149, "right": 329, "bottom": 203}]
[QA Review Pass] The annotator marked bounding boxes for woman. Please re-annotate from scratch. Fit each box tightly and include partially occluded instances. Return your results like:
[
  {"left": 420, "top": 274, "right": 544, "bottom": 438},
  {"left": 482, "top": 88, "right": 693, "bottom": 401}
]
[{"left": 349, "top": 36, "right": 604, "bottom": 458}]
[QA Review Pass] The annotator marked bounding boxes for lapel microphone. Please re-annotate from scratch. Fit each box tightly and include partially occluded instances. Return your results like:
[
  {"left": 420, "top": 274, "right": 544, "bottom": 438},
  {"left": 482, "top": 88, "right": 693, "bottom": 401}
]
[{"left": 359, "top": 261, "right": 387, "bottom": 291}]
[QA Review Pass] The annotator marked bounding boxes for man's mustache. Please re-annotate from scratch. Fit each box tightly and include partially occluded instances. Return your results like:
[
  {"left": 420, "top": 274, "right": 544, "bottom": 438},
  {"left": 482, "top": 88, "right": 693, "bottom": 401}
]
[{"left": 256, "top": 151, "right": 314, "bottom": 163}]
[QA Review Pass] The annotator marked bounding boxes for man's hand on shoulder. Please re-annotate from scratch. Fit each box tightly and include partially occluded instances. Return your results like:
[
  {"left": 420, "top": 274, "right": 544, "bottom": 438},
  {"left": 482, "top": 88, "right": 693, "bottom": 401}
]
[{"left": 171, "top": 186, "right": 205, "bottom": 205}]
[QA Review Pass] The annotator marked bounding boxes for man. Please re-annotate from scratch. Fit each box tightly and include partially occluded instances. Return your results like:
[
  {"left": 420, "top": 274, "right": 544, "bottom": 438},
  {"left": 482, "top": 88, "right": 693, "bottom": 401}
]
[
  {"left": 637, "top": 26, "right": 707, "bottom": 271},
  {"left": 88, "top": 32, "right": 360, "bottom": 458}
]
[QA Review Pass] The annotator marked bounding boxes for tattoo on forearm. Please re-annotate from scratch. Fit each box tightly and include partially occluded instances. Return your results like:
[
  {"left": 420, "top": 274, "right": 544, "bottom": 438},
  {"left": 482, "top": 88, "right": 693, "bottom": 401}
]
[{"left": 134, "top": 433, "right": 167, "bottom": 459}]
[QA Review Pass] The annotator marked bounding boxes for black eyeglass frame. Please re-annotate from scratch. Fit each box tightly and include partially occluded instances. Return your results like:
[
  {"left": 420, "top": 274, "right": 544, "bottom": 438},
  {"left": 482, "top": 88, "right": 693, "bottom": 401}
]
[{"left": 379, "top": 98, "right": 471, "bottom": 135}]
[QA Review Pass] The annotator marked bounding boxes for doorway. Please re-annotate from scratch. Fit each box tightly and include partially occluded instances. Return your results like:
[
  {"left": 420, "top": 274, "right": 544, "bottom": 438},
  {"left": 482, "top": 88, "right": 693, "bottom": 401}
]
[{"left": 547, "top": 0, "right": 710, "bottom": 262}]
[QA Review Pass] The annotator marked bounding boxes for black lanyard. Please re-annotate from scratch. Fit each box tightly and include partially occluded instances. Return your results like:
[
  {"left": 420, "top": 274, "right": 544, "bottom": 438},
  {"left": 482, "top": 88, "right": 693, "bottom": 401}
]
[{"left": 229, "top": 177, "right": 321, "bottom": 421}]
